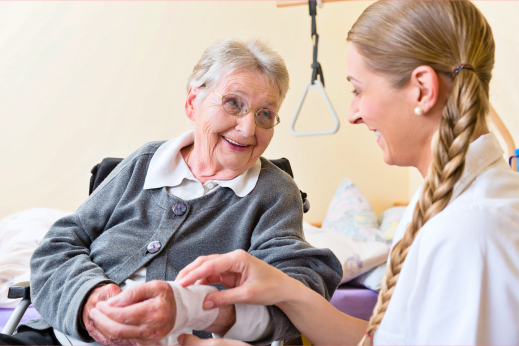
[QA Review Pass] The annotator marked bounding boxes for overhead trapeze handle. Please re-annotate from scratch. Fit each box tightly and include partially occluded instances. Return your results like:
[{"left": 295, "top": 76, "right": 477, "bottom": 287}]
[{"left": 290, "top": 80, "right": 340, "bottom": 137}]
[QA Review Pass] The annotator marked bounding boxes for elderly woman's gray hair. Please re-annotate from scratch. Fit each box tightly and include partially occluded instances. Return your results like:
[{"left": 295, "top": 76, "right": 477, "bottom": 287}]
[{"left": 187, "top": 38, "right": 290, "bottom": 106}]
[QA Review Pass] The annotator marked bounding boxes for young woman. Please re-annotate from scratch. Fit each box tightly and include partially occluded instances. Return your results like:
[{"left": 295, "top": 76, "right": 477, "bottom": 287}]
[{"left": 176, "top": 1, "right": 519, "bottom": 345}]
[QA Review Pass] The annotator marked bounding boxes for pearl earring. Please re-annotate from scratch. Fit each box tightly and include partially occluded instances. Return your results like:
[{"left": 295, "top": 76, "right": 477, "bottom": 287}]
[{"left": 414, "top": 107, "right": 423, "bottom": 115}]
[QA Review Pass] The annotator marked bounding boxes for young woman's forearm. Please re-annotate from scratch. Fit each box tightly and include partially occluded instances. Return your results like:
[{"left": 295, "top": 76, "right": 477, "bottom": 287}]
[{"left": 276, "top": 278, "right": 368, "bottom": 345}]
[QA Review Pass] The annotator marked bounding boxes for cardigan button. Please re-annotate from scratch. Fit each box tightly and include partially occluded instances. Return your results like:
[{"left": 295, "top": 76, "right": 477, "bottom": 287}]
[
  {"left": 147, "top": 241, "right": 161, "bottom": 253},
  {"left": 172, "top": 202, "right": 187, "bottom": 216}
]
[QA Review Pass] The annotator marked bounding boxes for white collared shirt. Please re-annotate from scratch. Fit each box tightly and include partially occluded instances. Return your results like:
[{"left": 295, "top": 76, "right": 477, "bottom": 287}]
[{"left": 143, "top": 130, "right": 261, "bottom": 200}]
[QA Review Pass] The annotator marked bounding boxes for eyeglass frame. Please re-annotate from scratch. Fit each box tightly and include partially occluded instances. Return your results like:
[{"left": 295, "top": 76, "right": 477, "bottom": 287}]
[{"left": 201, "top": 86, "right": 281, "bottom": 129}]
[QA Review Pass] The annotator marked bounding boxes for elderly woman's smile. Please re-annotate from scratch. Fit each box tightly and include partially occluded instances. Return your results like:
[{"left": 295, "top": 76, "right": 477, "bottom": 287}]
[
  {"left": 220, "top": 132, "right": 256, "bottom": 154},
  {"left": 185, "top": 68, "right": 280, "bottom": 183},
  {"left": 222, "top": 136, "right": 251, "bottom": 148}
]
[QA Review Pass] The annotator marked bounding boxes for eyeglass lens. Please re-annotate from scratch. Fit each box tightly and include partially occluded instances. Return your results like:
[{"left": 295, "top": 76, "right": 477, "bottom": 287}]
[{"left": 221, "top": 94, "right": 278, "bottom": 129}]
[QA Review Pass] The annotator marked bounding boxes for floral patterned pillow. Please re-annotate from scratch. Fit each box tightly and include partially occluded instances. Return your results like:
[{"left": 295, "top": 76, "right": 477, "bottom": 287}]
[
  {"left": 350, "top": 208, "right": 407, "bottom": 291},
  {"left": 322, "top": 179, "right": 384, "bottom": 242},
  {"left": 350, "top": 262, "right": 387, "bottom": 291},
  {"left": 320, "top": 179, "right": 408, "bottom": 289},
  {"left": 378, "top": 206, "right": 407, "bottom": 243}
]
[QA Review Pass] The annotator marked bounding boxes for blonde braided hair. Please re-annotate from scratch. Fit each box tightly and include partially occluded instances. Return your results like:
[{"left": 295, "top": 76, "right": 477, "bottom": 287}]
[{"left": 347, "top": 2, "right": 495, "bottom": 344}]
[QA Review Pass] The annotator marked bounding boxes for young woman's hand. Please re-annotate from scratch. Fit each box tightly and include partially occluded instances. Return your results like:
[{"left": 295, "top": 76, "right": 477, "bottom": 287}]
[
  {"left": 176, "top": 249, "right": 298, "bottom": 309},
  {"left": 178, "top": 249, "right": 368, "bottom": 346}
]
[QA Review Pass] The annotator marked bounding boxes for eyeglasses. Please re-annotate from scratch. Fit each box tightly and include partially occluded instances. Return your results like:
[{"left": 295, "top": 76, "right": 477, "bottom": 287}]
[{"left": 203, "top": 87, "right": 280, "bottom": 129}]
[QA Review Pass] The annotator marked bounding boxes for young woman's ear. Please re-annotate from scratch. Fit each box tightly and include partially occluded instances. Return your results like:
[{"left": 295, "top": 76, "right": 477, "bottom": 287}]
[
  {"left": 185, "top": 87, "right": 199, "bottom": 121},
  {"left": 410, "top": 65, "right": 439, "bottom": 115}
]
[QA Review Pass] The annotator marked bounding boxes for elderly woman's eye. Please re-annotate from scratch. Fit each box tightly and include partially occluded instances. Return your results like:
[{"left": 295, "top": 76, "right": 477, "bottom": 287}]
[
  {"left": 258, "top": 110, "right": 273, "bottom": 119},
  {"left": 223, "top": 96, "right": 246, "bottom": 115}
]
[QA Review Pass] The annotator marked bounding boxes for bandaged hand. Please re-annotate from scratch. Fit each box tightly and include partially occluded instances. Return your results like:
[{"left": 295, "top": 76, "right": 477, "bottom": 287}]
[
  {"left": 90, "top": 280, "right": 233, "bottom": 345},
  {"left": 90, "top": 280, "right": 177, "bottom": 345}
]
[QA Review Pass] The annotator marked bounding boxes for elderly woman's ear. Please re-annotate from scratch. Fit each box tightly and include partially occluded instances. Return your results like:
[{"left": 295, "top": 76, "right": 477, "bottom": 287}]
[{"left": 185, "top": 86, "right": 200, "bottom": 121}]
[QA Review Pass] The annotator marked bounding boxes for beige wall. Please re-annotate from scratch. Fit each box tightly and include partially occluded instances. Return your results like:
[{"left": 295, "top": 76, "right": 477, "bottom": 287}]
[{"left": 1, "top": 1, "right": 516, "bottom": 224}]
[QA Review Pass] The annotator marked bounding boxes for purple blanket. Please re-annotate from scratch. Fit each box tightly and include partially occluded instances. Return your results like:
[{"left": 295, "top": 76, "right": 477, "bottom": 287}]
[
  {"left": 0, "top": 306, "right": 41, "bottom": 332},
  {"left": 330, "top": 284, "right": 378, "bottom": 321}
]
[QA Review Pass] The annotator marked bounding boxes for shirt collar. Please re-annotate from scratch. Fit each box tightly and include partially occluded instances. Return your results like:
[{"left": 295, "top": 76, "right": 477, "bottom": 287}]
[
  {"left": 143, "top": 130, "right": 261, "bottom": 197},
  {"left": 391, "top": 132, "right": 504, "bottom": 250},
  {"left": 451, "top": 132, "right": 504, "bottom": 200}
]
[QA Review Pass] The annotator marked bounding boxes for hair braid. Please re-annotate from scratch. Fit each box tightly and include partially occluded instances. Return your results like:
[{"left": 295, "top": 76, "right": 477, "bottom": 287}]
[{"left": 347, "top": 2, "right": 495, "bottom": 344}]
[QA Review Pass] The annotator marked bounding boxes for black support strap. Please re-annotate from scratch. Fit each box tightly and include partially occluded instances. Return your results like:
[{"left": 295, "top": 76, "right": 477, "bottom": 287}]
[{"left": 309, "top": 0, "right": 324, "bottom": 86}]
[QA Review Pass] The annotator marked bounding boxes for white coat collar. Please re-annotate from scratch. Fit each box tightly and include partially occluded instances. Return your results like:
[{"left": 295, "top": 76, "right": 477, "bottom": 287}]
[
  {"left": 392, "top": 132, "right": 504, "bottom": 249},
  {"left": 451, "top": 132, "right": 504, "bottom": 201}
]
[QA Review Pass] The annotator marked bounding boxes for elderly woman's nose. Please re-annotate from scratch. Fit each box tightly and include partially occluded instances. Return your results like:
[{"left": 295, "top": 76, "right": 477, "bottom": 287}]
[{"left": 236, "top": 112, "right": 257, "bottom": 137}]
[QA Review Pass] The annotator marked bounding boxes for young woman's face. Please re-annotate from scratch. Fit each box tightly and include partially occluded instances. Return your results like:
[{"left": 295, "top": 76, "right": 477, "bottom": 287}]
[{"left": 347, "top": 43, "right": 437, "bottom": 172}]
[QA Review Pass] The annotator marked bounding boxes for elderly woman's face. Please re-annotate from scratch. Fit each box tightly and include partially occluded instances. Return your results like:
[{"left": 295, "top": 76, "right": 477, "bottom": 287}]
[{"left": 189, "top": 69, "right": 279, "bottom": 175}]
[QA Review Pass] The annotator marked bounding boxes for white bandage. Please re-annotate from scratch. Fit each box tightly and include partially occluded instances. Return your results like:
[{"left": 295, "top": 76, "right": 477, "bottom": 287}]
[
  {"left": 219, "top": 304, "right": 273, "bottom": 342},
  {"left": 159, "top": 282, "right": 220, "bottom": 345}
]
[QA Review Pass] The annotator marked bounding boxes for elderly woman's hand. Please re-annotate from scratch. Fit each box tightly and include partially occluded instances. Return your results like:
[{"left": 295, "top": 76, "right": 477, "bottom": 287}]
[
  {"left": 89, "top": 280, "right": 177, "bottom": 345},
  {"left": 178, "top": 334, "right": 249, "bottom": 346},
  {"left": 82, "top": 283, "right": 128, "bottom": 345}
]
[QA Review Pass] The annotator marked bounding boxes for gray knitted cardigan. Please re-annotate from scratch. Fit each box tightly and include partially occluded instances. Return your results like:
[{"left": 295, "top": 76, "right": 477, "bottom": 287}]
[{"left": 26, "top": 141, "right": 342, "bottom": 344}]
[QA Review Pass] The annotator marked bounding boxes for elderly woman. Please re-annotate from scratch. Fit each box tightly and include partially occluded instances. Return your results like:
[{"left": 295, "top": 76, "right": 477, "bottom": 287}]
[{"left": 0, "top": 38, "right": 342, "bottom": 346}]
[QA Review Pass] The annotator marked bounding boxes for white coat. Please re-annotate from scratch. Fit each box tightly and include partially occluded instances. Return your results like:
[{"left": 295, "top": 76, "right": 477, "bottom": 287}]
[{"left": 375, "top": 133, "right": 519, "bottom": 345}]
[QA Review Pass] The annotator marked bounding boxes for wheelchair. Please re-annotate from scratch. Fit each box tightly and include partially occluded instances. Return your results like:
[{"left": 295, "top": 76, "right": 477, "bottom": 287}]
[{"left": 3, "top": 157, "right": 309, "bottom": 345}]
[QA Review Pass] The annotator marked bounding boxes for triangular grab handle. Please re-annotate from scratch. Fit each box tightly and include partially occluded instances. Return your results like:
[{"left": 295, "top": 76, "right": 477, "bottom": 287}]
[{"left": 290, "top": 80, "right": 340, "bottom": 137}]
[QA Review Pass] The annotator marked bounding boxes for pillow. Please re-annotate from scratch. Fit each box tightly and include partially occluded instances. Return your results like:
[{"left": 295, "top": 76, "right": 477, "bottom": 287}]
[
  {"left": 378, "top": 206, "right": 407, "bottom": 244},
  {"left": 0, "top": 208, "right": 71, "bottom": 308},
  {"left": 322, "top": 179, "right": 384, "bottom": 242},
  {"left": 350, "top": 263, "right": 387, "bottom": 292},
  {"left": 303, "top": 222, "right": 389, "bottom": 284},
  {"left": 351, "top": 207, "right": 407, "bottom": 291}
]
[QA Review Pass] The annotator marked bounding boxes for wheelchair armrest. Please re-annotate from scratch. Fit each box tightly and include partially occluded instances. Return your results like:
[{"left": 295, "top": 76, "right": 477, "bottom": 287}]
[
  {"left": 8, "top": 281, "right": 31, "bottom": 301},
  {"left": 2, "top": 282, "right": 31, "bottom": 335}
]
